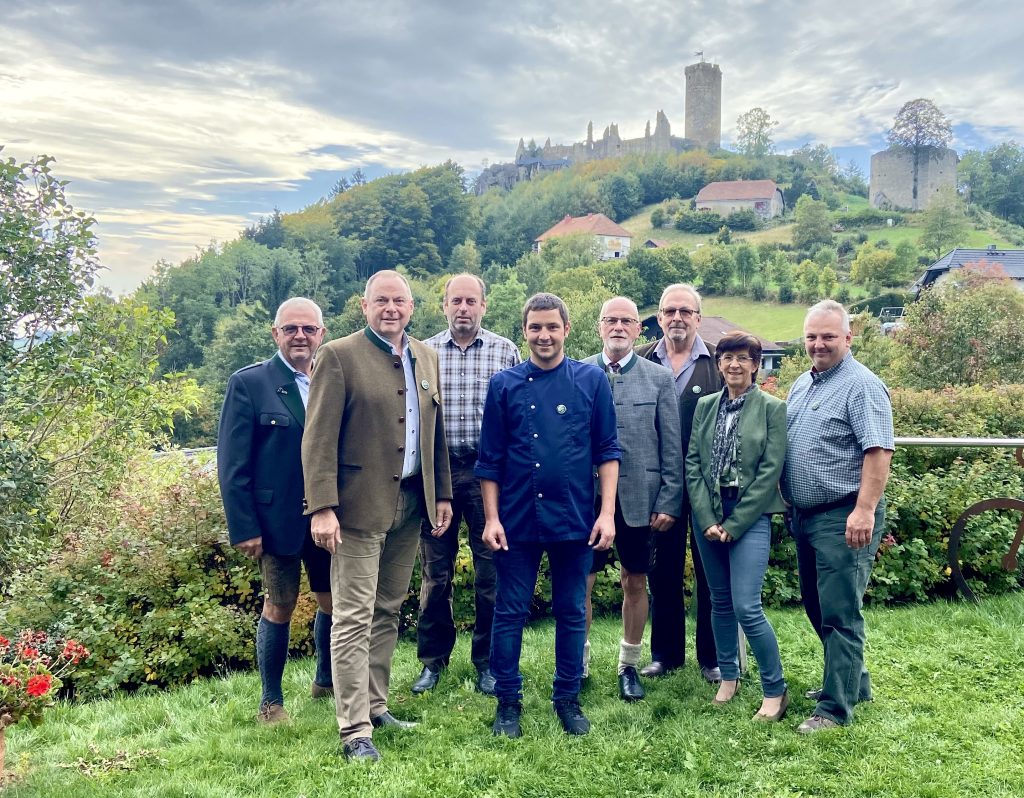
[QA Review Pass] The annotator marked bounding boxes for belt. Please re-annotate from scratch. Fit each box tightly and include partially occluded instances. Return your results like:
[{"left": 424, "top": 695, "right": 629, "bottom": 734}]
[
  {"left": 719, "top": 485, "right": 740, "bottom": 500},
  {"left": 794, "top": 492, "right": 859, "bottom": 517},
  {"left": 449, "top": 451, "right": 479, "bottom": 464}
]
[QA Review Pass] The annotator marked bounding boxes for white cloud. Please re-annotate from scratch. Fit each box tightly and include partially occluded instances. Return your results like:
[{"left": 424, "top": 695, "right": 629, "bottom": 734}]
[{"left": 2, "top": 0, "right": 1023, "bottom": 294}]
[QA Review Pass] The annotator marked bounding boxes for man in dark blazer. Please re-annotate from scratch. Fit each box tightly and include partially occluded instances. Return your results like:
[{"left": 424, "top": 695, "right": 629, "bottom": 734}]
[
  {"left": 634, "top": 283, "right": 723, "bottom": 683},
  {"left": 217, "top": 297, "right": 332, "bottom": 726},
  {"left": 302, "top": 270, "right": 453, "bottom": 764},
  {"left": 582, "top": 296, "right": 683, "bottom": 702}
]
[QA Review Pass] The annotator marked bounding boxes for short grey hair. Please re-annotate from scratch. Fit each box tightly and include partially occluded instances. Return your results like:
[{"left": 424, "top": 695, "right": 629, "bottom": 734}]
[
  {"left": 274, "top": 297, "right": 323, "bottom": 326},
  {"left": 805, "top": 299, "right": 850, "bottom": 333},
  {"left": 443, "top": 273, "right": 487, "bottom": 302},
  {"left": 599, "top": 296, "right": 639, "bottom": 319},
  {"left": 658, "top": 283, "right": 702, "bottom": 313},
  {"left": 364, "top": 269, "right": 412, "bottom": 300}
]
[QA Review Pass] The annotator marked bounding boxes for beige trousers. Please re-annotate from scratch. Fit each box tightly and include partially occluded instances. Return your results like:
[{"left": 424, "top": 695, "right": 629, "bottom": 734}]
[{"left": 330, "top": 483, "right": 422, "bottom": 743}]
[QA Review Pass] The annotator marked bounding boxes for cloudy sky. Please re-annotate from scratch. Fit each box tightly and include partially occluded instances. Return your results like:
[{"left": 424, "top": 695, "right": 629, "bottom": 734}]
[{"left": 3, "top": 0, "right": 1022, "bottom": 293}]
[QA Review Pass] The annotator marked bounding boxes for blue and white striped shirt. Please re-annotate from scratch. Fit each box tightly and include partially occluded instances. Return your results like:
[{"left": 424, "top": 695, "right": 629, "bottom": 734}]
[{"left": 783, "top": 353, "right": 894, "bottom": 509}]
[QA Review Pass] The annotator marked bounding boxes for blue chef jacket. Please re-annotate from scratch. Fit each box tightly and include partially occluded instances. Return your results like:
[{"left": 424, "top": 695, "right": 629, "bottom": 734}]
[{"left": 475, "top": 357, "right": 621, "bottom": 543}]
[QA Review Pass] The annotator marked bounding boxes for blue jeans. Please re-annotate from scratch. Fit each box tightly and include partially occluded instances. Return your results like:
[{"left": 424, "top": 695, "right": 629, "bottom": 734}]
[
  {"left": 490, "top": 538, "right": 592, "bottom": 702},
  {"left": 693, "top": 497, "right": 786, "bottom": 697}
]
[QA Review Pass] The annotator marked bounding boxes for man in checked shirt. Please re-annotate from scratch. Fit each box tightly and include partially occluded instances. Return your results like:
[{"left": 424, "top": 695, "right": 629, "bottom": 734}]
[
  {"left": 410, "top": 274, "right": 521, "bottom": 697},
  {"left": 784, "top": 300, "right": 894, "bottom": 734}
]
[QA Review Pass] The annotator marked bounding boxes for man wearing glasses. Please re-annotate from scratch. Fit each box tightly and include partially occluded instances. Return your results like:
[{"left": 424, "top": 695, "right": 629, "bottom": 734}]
[
  {"left": 635, "top": 284, "right": 723, "bottom": 684},
  {"left": 217, "top": 297, "right": 333, "bottom": 726},
  {"left": 582, "top": 297, "right": 683, "bottom": 701}
]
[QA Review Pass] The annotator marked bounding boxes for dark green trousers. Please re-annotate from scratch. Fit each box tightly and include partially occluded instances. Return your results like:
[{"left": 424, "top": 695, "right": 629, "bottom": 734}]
[{"left": 793, "top": 500, "right": 884, "bottom": 725}]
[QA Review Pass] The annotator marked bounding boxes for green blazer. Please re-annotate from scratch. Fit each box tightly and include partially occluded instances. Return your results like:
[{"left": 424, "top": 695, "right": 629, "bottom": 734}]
[{"left": 685, "top": 386, "right": 787, "bottom": 540}]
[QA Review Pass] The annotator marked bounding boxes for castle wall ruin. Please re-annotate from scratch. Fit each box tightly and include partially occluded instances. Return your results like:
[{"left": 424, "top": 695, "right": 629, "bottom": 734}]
[{"left": 869, "top": 147, "right": 958, "bottom": 211}]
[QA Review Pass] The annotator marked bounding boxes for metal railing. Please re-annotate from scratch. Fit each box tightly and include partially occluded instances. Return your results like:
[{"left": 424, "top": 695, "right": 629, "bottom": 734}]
[{"left": 168, "top": 437, "right": 1024, "bottom": 601}]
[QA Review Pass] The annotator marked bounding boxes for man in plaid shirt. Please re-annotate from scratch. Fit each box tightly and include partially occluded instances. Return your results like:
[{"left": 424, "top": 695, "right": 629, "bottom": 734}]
[
  {"left": 411, "top": 274, "right": 521, "bottom": 696},
  {"left": 784, "top": 300, "right": 894, "bottom": 734}
]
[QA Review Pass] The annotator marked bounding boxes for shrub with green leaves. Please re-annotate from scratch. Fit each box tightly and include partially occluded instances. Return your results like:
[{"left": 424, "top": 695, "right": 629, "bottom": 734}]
[{"left": 1, "top": 456, "right": 259, "bottom": 698}]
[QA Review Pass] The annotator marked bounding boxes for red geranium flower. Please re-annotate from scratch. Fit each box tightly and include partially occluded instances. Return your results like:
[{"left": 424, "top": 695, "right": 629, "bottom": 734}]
[{"left": 26, "top": 674, "right": 53, "bottom": 698}]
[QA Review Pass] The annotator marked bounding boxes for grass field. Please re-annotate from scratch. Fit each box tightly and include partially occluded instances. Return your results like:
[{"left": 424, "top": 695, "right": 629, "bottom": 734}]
[
  {"left": 697, "top": 296, "right": 807, "bottom": 342},
  {"left": 7, "top": 593, "right": 1024, "bottom": 797}
]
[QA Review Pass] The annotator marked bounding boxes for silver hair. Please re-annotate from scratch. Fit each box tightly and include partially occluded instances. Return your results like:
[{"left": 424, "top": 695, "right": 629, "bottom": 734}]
[
  {"left": 274, "top": 297, "right": 323, "bottom": 326},
  {"left": 805, "top": 299, "right": 851, "bottom": 333},
  {"left": 658, "top": 283, "right": 702, "bottom": 313},
  {"left": 599, "top": 296, "right": 639, "bottom": 319},
  {"left": 364, "top": 269, "right": 413, "bottom": 301}
]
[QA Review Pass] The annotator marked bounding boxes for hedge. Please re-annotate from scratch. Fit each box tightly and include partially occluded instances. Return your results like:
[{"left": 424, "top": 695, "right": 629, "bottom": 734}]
[{"left": 3, "top": 386, "right": 1022, "bottom": 696}]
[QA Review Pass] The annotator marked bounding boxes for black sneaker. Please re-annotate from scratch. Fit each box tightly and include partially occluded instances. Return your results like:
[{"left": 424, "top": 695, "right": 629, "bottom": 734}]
[
  {"left": 492, "top": 699, "right": 523, "bottom": 738},
  {"left": 552, "top": 698, "right": 590, "bottom": 735}
]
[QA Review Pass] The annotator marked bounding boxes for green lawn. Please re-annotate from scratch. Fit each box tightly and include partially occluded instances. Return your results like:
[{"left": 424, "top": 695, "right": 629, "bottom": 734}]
[
  {"left": 637, "top": 295, "right": 807, "bottom": 342},
  {"left": 7, "top": 593, "right": 1024, "bottom": 797},
  {"left": 864, "top": 224, "right": 1018, "bottom": 251}
]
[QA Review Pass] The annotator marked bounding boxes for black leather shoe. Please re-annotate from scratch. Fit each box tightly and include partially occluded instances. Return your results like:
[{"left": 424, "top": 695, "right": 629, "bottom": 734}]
[
  {"left": 618, "top": 666, "right": 645, "bottom": 702},
  {"left": 639, "top": 661, "right": 673, "bottom": 678},
  {"left": 492, "top": 699, "right": 522, "bottom": 737},
  {"left": 411, "top": 666, "right": 441, "bottom": 694},
  {"left": 701, "top": 666, "right": 723, "bottom": 685},
  {"left": 343, "top": 736, "right": 380, "bottom": 762},
  {"left": 553, "top": 699, "right": 590, "bottom": 735},
  {"left": 370, "top": 711, "right": 417, "bottom": 730},
  {"left": 476, "top": 668, "right": 496, "bottom": 696}
]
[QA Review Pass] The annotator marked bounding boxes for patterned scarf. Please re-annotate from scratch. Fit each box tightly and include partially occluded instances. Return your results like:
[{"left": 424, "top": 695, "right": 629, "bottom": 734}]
[{"left": 711, "top": 384, "right": 755, "bottom": 481}]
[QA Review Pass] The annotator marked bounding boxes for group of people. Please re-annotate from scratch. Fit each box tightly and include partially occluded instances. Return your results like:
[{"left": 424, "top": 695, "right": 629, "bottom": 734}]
[{"left": 217, "top": 269, "right": 894, "bottom": 763}]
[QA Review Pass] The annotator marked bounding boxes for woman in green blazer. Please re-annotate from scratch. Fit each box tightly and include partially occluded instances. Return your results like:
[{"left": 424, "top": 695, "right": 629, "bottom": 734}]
[{"left": 685, "top": 331, "right": 789, "bottom": 722}]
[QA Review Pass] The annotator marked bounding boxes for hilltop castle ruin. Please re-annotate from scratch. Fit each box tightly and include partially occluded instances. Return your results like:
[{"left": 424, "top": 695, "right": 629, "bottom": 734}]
[{"left": 475, "top": 59, "right": 723, "bottom": 195}]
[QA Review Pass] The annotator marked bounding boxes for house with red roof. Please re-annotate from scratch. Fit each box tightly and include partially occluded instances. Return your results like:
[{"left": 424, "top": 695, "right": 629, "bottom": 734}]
[
  {"left": 533, "top": 213, "right": 633, "bottom": 260},
  {"left": 695, "top": 179, "right": 785, "bottom": 219}
]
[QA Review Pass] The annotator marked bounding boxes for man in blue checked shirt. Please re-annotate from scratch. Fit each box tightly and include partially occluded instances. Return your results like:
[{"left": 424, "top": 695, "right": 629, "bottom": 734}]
[
  {"left": 476, "top": 293, "right": 621, "bottom": 739},
  {"left": 783, "top": 300, "right": 894, "bottom": 734},
  {"left": 412, "top": 274, "right": 521, "bottom": 697}
]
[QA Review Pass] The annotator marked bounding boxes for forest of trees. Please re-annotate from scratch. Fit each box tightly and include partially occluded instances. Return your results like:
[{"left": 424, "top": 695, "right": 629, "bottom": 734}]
[{"left": 105, "top": 127, "right": 1024, "bottom": 447}]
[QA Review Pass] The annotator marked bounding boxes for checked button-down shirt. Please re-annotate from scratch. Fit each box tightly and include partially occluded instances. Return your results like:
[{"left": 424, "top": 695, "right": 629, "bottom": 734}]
[
  {"left": 423, "top": 327, "right": 521, "bottom": 458},
  {"left": 783, "top": 352, "right": 894, "bottom": 509}
]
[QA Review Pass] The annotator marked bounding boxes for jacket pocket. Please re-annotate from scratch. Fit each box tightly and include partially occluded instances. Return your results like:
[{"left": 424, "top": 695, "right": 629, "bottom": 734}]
[{"left": 259, "top": 413, "right": 290, "bottom": 428}]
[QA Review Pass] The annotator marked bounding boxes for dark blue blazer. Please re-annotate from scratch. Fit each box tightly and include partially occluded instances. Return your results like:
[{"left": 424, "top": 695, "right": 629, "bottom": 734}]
[{"left": 217, "top": 355, "right": 309, "bottom": 555}]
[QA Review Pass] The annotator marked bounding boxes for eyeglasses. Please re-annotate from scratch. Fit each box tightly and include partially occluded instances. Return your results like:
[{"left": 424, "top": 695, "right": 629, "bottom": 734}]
[
  {"left": 719, "top": 354, "right": 754, "bottom": 364},
  {"left": 278, "top": 325, "right": 321, "bottom": 336},
  {"left": 659, "top": 306, "right": 698, "bottom": 319},
  {"left": 599, "top": 316, "right": 639, "bottom": 326}
]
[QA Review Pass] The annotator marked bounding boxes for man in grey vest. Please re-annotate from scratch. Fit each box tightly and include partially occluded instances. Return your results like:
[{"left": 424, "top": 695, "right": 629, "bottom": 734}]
[{"left": 582, "top": 297, "right": 683, "bottom": 701}]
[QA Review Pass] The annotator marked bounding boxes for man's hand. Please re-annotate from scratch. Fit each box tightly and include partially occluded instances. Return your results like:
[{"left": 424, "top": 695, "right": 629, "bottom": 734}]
[
  {"left": 431, "top": 501, "right": 453, "bottom": 538},
  {"left": 589, "top": 512, "right": 616, "bottom": 551},
  {"left": 649, "top": 512, "right": 676, "bottom": 532},
  {"left": 235, "top": 536, "right": 263, "bottom": 560},
  {"left": 311, "top": 508, "right": 343, "bottom": 555},
  {"left": 482, "top": 519, "right": 508, "bottom": 551},
  {"left": 846, "top": 506, "right": 874, "bottom": 549}
]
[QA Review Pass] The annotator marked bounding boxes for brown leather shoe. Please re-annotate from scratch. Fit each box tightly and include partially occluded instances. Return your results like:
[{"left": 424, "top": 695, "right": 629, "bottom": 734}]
[
  {"left": 639, "top": 661, "right": 671, "bottom": 678},
  {"left": 796, "top": 714, "right": 839, "bottom": 734},
  {"left": 256, "top": 702, "right": 290, "bottom": 725},
  {"left": 752, "top": 689, "right": 789, "bottom": 722},
  {"left": 711, "top": 679, "right": 741, "bottom": 706},
  {"left": 311, "top": 682, "right": 334, "bottom": 700}
]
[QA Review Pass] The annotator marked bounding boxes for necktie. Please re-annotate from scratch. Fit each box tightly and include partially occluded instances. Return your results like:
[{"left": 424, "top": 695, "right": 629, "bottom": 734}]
[{"left": 609, "top": 362, "right": 621, "bottom": 374}]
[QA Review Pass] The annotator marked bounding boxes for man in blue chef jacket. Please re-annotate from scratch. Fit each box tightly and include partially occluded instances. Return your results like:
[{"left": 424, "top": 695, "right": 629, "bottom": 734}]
[{"left": 476, "top": 293, "right": 621, "bottom": 738}]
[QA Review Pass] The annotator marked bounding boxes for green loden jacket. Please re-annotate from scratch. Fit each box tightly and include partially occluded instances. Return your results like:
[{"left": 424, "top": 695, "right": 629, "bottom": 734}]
[{"left": 685, "top": 386, "right": 787, "bottom": 540}]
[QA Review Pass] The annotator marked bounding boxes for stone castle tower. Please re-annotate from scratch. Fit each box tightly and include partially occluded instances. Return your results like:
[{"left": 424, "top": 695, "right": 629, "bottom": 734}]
[
  {"left": 869, "top": 147, "right": 958, "bottom": 211},
  {"left": 684, "top": 60, "right": 722, "bottom": 150}
]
